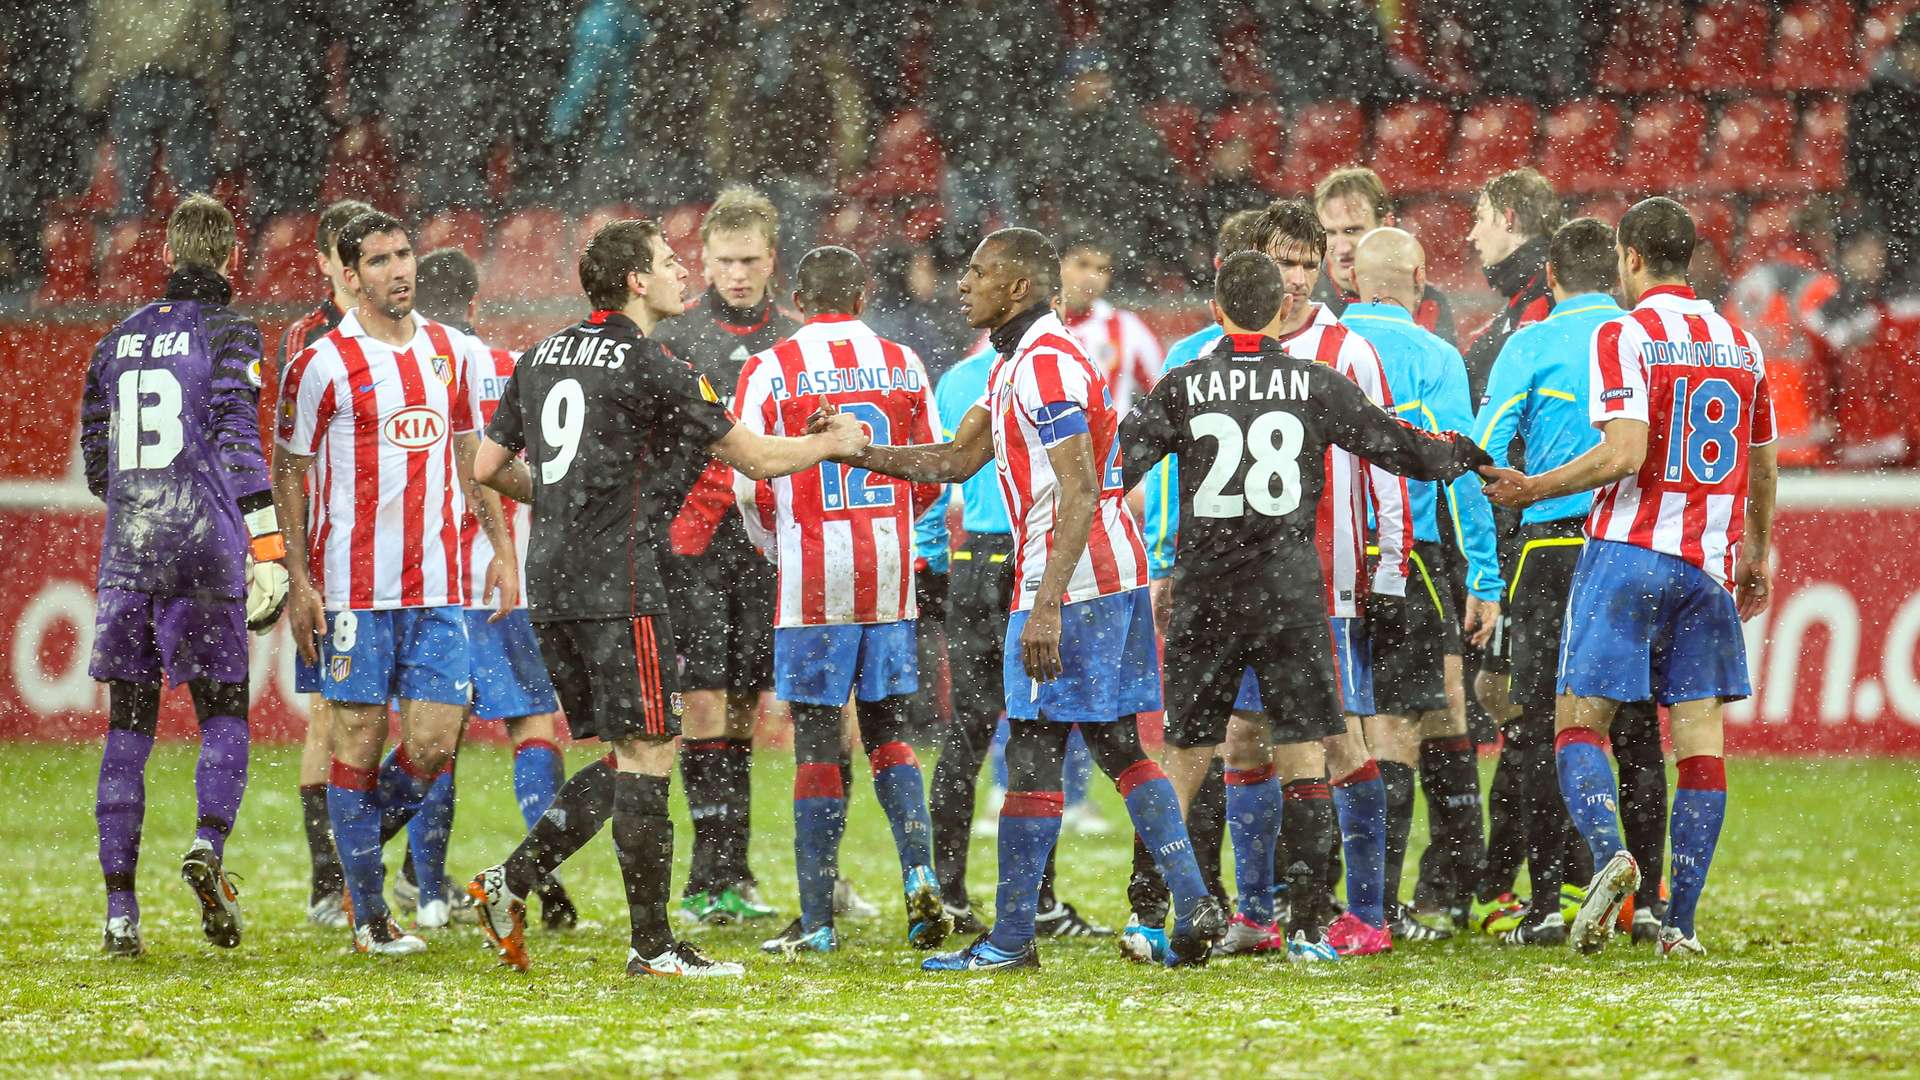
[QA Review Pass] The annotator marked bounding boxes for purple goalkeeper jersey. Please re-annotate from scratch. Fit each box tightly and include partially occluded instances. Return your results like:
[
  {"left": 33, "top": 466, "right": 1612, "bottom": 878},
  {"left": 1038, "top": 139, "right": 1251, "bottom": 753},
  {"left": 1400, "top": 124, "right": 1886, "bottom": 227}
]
[{"left": 81, "top": 265, "right": 271, "bottom": 599}]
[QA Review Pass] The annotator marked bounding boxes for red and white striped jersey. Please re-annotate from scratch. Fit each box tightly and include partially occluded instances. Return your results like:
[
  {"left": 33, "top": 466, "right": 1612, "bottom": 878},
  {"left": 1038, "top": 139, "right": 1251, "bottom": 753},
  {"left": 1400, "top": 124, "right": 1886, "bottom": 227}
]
[
  {"left": 460, "top": 343, "right": 531, "bottom": 610},
  {"left": 276, "top": 310, "right": 481, "bottom": 610},
  {"left": 982, "top": 310, "right": 1150, "bottom": 612},
  {"left": 1276, "top": 303, "right": 1415, "bottom": 617},
  {"left": 1062, "top": 298, "right": 1163, "bottom": 413},
  {"left": 732, "top": 316, "right": 940, "bottom": 627},
  {"left": 1585, "top": 286, "right": 1775, "bottom": 588}
]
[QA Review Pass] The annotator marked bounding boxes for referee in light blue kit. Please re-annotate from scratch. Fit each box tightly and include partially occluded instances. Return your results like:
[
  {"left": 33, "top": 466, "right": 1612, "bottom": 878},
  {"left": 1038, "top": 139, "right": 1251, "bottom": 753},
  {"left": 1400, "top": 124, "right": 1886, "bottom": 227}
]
[
  {"left": 915, "top": 340, "right": 1106, "bottom": 938},
  {"left": 1471, "top": 216, "right": 1668, "bottom": 946}
]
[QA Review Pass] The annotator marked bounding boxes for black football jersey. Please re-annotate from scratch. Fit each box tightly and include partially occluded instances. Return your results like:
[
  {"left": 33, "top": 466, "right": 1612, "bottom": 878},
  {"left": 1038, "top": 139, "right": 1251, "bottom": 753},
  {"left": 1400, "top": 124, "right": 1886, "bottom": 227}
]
[
  {"left": 487, "top": 311, "right": 736, "bottom": 622},
  {"left": 1120, "top": 333, "right": 1489, "bottom": 625}
]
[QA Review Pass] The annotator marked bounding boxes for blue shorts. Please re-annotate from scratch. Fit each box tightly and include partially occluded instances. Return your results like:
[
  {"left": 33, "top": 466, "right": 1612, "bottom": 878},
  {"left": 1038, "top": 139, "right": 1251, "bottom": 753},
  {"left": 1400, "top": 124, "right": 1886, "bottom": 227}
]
[
  {"left": 774, "top": 620, "right": 918, "bottom": 706},
  {"left": 90, "top": 589, "right": 248, "bottom": 688},
  {"left": 295, "top": 650, "right": 323, "bottom": 695},
  {"left": 320, "top": 607, "right": 470, "bottom": 707},
  {"left": 466, "top": 609, "right": 559, "bottom": 720},
  {"left": 1004, "top": 588, "right": 1161, "bottom": 724},
  {"left": 1233, "top": 617, "right": 1373, "bottom": 717},
  {"left": 1558, "top": 540, "right": 1750, "bottom": 705}
]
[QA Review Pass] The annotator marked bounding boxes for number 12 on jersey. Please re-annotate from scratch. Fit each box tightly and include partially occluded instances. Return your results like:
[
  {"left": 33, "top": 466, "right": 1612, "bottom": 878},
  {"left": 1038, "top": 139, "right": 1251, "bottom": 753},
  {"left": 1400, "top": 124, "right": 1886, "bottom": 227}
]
[{"left": 819, "top": 401, "right": 894, "bottom": 512}]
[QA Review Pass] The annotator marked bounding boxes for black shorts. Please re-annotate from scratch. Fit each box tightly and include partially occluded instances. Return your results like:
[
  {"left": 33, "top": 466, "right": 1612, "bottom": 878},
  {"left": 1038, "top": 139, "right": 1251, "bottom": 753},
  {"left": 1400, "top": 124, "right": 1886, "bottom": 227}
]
[
  {"left": 1162, "top": 604, "right": 1343, "bottom": 749},
  {"left": 945, "top": 536, "right": 1015, "bottom": 721},
  {"left": 666, "top": 552, "right": 775, "bottom": 694},
  {"left": 1367, "top": 540, "right": 1459, "bottom": 716},
  {"left": 536, "top": 615, "right": 682, "bottom": 742},
  {"left": 1465, "top": 527, "right": 1517, "bottom": 677},
  {"left": 1507, "top": 519, "right": 1587, "bottom": 709}
]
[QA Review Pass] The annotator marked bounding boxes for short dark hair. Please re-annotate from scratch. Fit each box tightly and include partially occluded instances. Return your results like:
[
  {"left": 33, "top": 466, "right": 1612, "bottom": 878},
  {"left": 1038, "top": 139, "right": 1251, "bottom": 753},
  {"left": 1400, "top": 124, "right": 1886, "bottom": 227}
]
[
  {"left": 317, "top": 199, "right": 374, "bottom": 257},
  {"left": 579, "top": 218, "right": 662, "bottom": 311},
  {"left": 980, "top": 227, "right": 1060, "bottom": 297},
  {"left": 1618, "top": 197, "right": 1696, "bottom": 277},
  {"left": 336, "top": 210, "right": 407, "bottom": 271},
  {"left": 1481, "top": 169, "right": 1562, "bottom": 241},
  {"left": 1215, "top": 251, "right": 1285, "bottom": 331},
  {"left": 415, "top": 249, "right": 480, "bottom": 322},
  {"left": 1548, "top": 218, "right": 1618, "bottom": 295},
  {"left": 1060, "top": 225, "right": 1115, "bottom": 260},
  {"left": 1253, "top": 199, "right": 1327, "bottom": 259},
  {"left": 794, "top": 246, "right": 865, "bottom": 313},
  {"left": 1217, "top": 209, "right": 1267, "bottom": 259}
]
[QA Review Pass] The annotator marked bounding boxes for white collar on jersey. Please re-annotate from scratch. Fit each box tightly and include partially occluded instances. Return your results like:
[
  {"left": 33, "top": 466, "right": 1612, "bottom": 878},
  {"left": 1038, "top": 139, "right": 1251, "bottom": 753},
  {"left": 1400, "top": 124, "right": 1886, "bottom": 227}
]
[
  {"left": 335, "top": 306, "right": 428, "bottom": 345},
  {"left": 788, "top": 315, "right": 875, "bottom": 343},
  {"left": 1633, "top": 286, "right": 1714, "bottom": 317}
]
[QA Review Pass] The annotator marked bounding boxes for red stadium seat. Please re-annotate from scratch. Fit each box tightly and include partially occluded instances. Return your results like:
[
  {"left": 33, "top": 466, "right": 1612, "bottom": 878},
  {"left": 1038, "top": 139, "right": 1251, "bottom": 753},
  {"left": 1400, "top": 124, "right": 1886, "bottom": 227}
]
[
  {"left": 1369, "top": 101, "right": 1453, "bottom": 194},
  {"left": 1143, "top": 102, "right": 1206, "bottom": 187},
  {"left": 1702, "top": 97, "right": 1798, "bottom": 193},
  {"left": 247, "top": 212, "right": 320, "bottom": 305},
  {"left": 1276, "top": 101, "right": 1365, "bottom": 197},
  {"left": 816, "top": 197, "right": 896, "bottom": 256},
  {"left": 320, "top": 120, "right": 399, "bottom": 213},
  {"left": 1682, "top": 1, "right": 1775, "bottom": 93},
  {"left": 1622, "top": 98, "right": 1708, "bottom": 194},
  {"left": 660, "top": 201, "right": 709, "bottom": 287},
  {"left": 1208, "top": 99, "right": 1286, "bottom": 191},
  {"left": 1737, "top": 198, "right": 1805, "bottom": 270},
  {"left": 1774, "top": 0, "right": 1865, "bottom": 91},
  {"left": 1572, "top": 194, "right": 1632, "bottom": 225},
  {"left": 95, "top": 219, "right": 167, "bottom": 306},
  {"left": 1596, "top": 0, "right": 1690, "bottom": 94},
  {"left": 856, "top": 110, "right": 943, "bottom": 199},
  {"left": 1540, "top": 99, "right": 1624, "bottom": 195},
  {"left": 572, "top": 204, "right": 644, "bottom": 270},
  {"left": 1399, "top": 198, "right": 1475, "bottom": 288},
  {"left": 1689, "top": 197, "right": 1739, "bottom": 267},
  {"left": 33, "top": 204, "right": 95, "bottom": 307},
  {"left": 1797, "top": 96, "right": 1851, "bottom": 190},
  {"left": 480, "top": 208, "right": 572, "bottom": 301},
  {"left": 419, "top": 209, "right": 488, "bottom": 263},
  {"left": 1444, "top": 100, "right": 1537, "bottom": 193}
]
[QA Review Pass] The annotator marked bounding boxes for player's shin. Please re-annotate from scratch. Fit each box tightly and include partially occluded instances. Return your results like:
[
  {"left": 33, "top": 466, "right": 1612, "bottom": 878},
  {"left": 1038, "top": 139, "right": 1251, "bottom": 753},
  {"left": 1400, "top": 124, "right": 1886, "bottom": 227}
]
[
  {"left": 1330, "top": 761, "right": 1389, "bottom": 928},
  {"left": 1553, "top": 725, "right": 1628, "bottom": 866},
  {"left": 859, "top": 696, "right": 936, "bottom": 874},
  {"left": 610, "top": 768, "right": 676, "bottom": 958},
  {"left": 679, "top": 737, "right": 730, "bottom": 895},
  {"left": 793, "top": 761, "right": 848, "bottom": 932},
  {"left": 407, "top": 760, "right": 456, "bottom": 908},
  {"left": 327, "top": 760, "right": 389, "bottom": 923},
  {"left": 504, "top": 755, "right": 615, "bottom": 898},
  {"left": 188, "top": 681, "right": 250, "bottom": 860},
  {"left": 1224, "top": 763, "right": 1282, "bottom": 923},
  {"left": 99, "top": 681, "right": 159, "bottom": 924},
  {"left": 1378, "top": 759, "right": 1416, "bottom": 907},
  {"left": 1114, "top": 759, "right": 1211, "bottom": 930},
  {"left": 511, "top": 736, "right": 564, "bottom": 832},
  {"left": 1279, "top": 777, "right": 1336, "bottom": 938},
  {"left": 1419, "top": 732, "right": 1486, "bottom": 910}
]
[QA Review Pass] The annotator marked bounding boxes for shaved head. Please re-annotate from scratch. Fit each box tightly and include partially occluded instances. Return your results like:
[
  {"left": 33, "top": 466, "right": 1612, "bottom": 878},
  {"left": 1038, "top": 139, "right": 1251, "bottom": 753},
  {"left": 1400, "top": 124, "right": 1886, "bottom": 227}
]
[
  {"left": 960, "top": 227, "right": 1060, "bottom": 329},
  {"left": 794, "top": 245, "right": 865, "bottom": 315},
  {"left": 1351, "top": 227, "right": 1425, "bottom": 310},
  {"left": 980, "top": 227, "right": 1060, "bottom": 296}
]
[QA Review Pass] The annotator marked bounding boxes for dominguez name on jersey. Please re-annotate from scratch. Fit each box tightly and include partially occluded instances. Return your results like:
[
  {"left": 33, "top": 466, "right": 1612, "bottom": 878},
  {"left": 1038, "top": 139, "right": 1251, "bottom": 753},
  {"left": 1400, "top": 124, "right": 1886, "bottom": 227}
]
[
  {"left": 1638, "top": 339, "right": 1759, "bottom": 373},
  {"left": 1182, "top": 366, "right": 1313, "bottom": 406}
]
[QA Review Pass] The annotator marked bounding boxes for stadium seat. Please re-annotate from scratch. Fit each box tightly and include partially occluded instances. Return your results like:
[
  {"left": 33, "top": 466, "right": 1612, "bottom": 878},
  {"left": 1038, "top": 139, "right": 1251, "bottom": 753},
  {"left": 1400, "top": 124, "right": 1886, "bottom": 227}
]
[
  {"left": 1797, "top": 96, "right": 1851, "bottom": 190},
  {"left": 1862, "top": 0, "right": 1920, "bottom": 68},
  {"left": 661, "top": 201, "right": 709, "bottom": 286},
  {"left": 816, "top": 197, "right": 896, "bottom": 256},
  {"left": 1702, "top": 97, "right": 1798, "bottom": 193},
  {"left": 854, "top": 110, "right": 943, "bottom": 199},
  {"left": 419, "top": 209, "right": 488, "bottom": 263},
  {"left": 573, "top": 204, "right": 642, "bottom": 260},
  {"left": 1276, "top": 101, "right": 1365, "bottom": 198},
  {"left": 1369, "top": 101, "right": 1454, "bottom": 194},
  {"left": 79, "top": 139, "right": 118, "bottom": 217},
  {"left": 1399, "top": 198, "right": 1475, "bottom": 287},
  {"left": 1444, "top": 100, "right": 1537, "bottom": 193},
  {"left": 1774, "top": 0, "right": 1866, "bottom": 91},
  {"left": 1737, "top": 198, "right": 1805, "bottom": 270},
  {"left": 320, "top": 120, "right": 398, "bottom": 212},
  {"left": 1572, "top": 194, "right": 1632, "bottom": 226},
  {"left": 1596, "top": 0, "right": 1690, "bottom": 94},
  {"left": 33, "top": 204, "right": 95, "bottom": 307},
  {"left": 1143, "top": 102, "right": 1206, "bottom": 187},
  {"left": 1540, "top": 99, "right": 1624, "bottom": 195},
  {"left": 1209, "top": 99, "right": 1286, "bottom": 192},
  {"left": 248, "top": 212, "right": 320, "bottom": 305},
  {"left": 480, "top": 208, "right": 572, "bottom": 301},
  {"left": 95, "top": 219, "right": 167, "bottom": 306},
  {"left": 1622, "top": 98, "right": 1708, "bottom": 194},
  {"left": 1682, "top": 0, "right": 1775, "bottom": 93},
  {"left": 1690, "top": 197, "right": 1739, "bottom": 267}
]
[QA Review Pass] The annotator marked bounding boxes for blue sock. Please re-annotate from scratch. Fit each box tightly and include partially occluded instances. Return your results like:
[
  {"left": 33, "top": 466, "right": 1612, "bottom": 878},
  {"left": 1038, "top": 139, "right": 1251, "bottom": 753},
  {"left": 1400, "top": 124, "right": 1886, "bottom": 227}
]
[
  {"left": 987, "top": 791, "right": 1063, "bottom": 951},
  {"left": 327, "top": 761, "right": 388, "bottom": 923},
  {"left": 989, "top": 718, "right": 1010, "bottom": 791},
  {"left": 867, "top": 742, "right": 935, "bottom": 874},
  {"left": 512, "top": 739, "right": 564, "bottom": 831},
  {"left": 407, "top": 764, "right": 455, "bottom": 904},
  {"left": 1668, "top": 755, "right": 1728, "bottom": 938},
  {"left": 1555, "top": 728, "right": 1627, "bottom": 868},
  {"left": 1118, "top": 761, "right": 1210, "bottom": 930},
  {"left": 376, "top": 745, "right": 433, "bottom": 839},
  {"left": 1225, "top": 765, "right": 1282, "bottom": 924},
  {"left": 1331, "top": 762, "right": 1387, "bottom": 929},
  {"left": 794, "top": 763, "right": 847, "bottom": 932},
  {"left": 1063, "top": 728, "right": 1092, "bottom": 808}
]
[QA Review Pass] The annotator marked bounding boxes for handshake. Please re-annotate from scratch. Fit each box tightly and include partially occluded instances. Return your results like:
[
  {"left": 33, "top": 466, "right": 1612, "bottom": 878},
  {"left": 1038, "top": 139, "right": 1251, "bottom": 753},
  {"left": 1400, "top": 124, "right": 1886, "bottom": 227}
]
[{"left": 806, "top": 401, "right": 873, "bottom": 461}]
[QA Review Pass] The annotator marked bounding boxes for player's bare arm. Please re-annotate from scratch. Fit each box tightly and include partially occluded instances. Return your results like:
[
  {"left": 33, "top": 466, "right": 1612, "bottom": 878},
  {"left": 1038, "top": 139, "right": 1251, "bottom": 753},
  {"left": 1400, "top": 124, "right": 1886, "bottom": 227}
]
[
  {"left": 1480, "top": 418, "right": 1648, "bottom": 508},
  {"left": 828, "top": 401, "right": 995, "bottom": 485},
  {"left": 271, "top": 444, "right": 325, "bottom": 665},
  {"left": 708, "top": 411, "right": 869, "bottom": 481},
  {"left": 1736, "top": 441, "right": 1778, "bottom": 621},
  {"left": 1022, "top": 431, "right": 1100, "bottom": 684},
  {"left": 473, "top": 435, "right": 534, "bottom": 504},
  {"left": 455, "top": 431, "right": 518, "bottom": 621}
]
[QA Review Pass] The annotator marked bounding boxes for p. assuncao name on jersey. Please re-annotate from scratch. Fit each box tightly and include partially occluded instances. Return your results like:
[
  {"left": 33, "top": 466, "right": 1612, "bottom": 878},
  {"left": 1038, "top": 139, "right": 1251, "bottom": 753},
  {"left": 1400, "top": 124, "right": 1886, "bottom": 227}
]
[
  {"left": 1182, "top": 365, "right": 1314, "bottom": 405},
  {"left": 766, "top": 364, "right": 925, "bottom": 399}
]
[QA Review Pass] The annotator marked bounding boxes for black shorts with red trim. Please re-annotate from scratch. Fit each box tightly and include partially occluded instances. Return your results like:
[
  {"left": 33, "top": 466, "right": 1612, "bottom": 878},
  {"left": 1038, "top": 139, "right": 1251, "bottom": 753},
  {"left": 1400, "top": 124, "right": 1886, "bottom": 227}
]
[
  {"left": 1162, "top": 601, "right": 1344, "bottom": 749},
  {"left": 664, "top": 548, "right": 775, "bottom": 694},
  {"left": 535, "top": 615, "right": 682, "bottom": 742}
]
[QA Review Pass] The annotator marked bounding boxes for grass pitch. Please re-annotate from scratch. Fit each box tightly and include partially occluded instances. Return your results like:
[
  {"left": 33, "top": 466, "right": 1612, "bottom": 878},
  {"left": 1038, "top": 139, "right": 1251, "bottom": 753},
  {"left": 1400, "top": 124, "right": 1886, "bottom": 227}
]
[{"left": 0, "top": 743, "right": 1915, "bottom": 1078}]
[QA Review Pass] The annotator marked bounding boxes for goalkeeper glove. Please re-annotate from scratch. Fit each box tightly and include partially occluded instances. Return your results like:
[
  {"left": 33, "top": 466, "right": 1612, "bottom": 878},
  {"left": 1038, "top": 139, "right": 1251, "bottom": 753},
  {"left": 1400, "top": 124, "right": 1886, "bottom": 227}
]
[{"left": 242, "top": 496, "right": 290, "bottom": 633}]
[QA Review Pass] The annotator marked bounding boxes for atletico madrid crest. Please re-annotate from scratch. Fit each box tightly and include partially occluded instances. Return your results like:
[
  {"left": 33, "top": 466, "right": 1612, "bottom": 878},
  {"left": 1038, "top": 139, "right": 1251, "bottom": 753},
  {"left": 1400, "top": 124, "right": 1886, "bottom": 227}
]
[
  {"left": 331, "top": 656, "right": 352, "bottom": 682},
  {"left": 431, "top": 352, "right": 454, "bottom": 385}
]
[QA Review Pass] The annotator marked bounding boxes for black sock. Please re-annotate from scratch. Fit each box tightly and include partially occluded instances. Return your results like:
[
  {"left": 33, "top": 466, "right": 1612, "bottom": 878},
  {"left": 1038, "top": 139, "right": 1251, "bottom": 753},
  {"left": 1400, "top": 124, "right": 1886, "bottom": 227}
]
[
  {"left": 1281, "top": 778, "right": 1335, "bottom": 938},
  {"left": 838, "top": 761, "right": 854, "bottom": 800},
  {"left": 1422, "top": 736, "right": 1486, "bottom": 908},
  {"left": 1189, "top": 760, "right": 1228, "bottom": 902},
  {"left": 1379, "top": 760, "right": 1415, "bottom": 912},
  {"left": 1127, "top": 833, "right": 1170, "bottom": 925},
  {"left": 929, "top": 715, "right": 986, "bottom": 907},
  {"left": 1038, "top": 846, "right": 1060, "bottom": 910},
  {"left": 505, "top": 758, "right": 616, "bottom": 898},
  {"left": 1612, "top": 706, "right": 1667, "bottom": 909},
  {"left": 1514, "top": 743, "right": 1568, "bottom": 920},
  {"left": 300, "top": 784, "right": 343, "bottom": 895},
  {"left": 722, "top": 738, "right": 755, "bottom": 888},
  {"left": 678, "top": 740, "right": 727, "bottom": 896},
  {"left": 611, "top": 771, "right": 675, "bottom": 957}
]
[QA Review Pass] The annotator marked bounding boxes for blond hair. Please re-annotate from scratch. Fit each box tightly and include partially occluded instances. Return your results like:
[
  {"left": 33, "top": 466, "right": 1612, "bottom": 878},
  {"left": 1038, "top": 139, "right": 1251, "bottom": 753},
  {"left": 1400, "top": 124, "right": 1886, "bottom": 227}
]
[
  {"left": 166, "top": 194, "right": 236, "bottom": 272},
  {"left": 1313, "top": 166, "right": 1392, "bottom": 223},
  {"left": 1481, "top": 169, "right": 1563, "bottom": 242},
  {"left": 701, "top": 184, "right": 779, "bottom": 251}
]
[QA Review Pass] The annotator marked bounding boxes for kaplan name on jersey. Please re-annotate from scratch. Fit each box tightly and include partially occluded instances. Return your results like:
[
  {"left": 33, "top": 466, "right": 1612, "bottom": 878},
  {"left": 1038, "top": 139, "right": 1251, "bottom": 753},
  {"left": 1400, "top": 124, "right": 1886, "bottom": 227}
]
[{"left": 1180, "top": 365, "right": 1315, "bottom": 406}]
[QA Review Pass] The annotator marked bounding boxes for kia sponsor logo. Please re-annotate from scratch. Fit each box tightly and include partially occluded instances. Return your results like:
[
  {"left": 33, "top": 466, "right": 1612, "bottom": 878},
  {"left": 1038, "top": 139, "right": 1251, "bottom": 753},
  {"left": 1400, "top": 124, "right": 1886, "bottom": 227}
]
[{"left": 384, "top": 406, "right": 445, "bottom": 449}]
